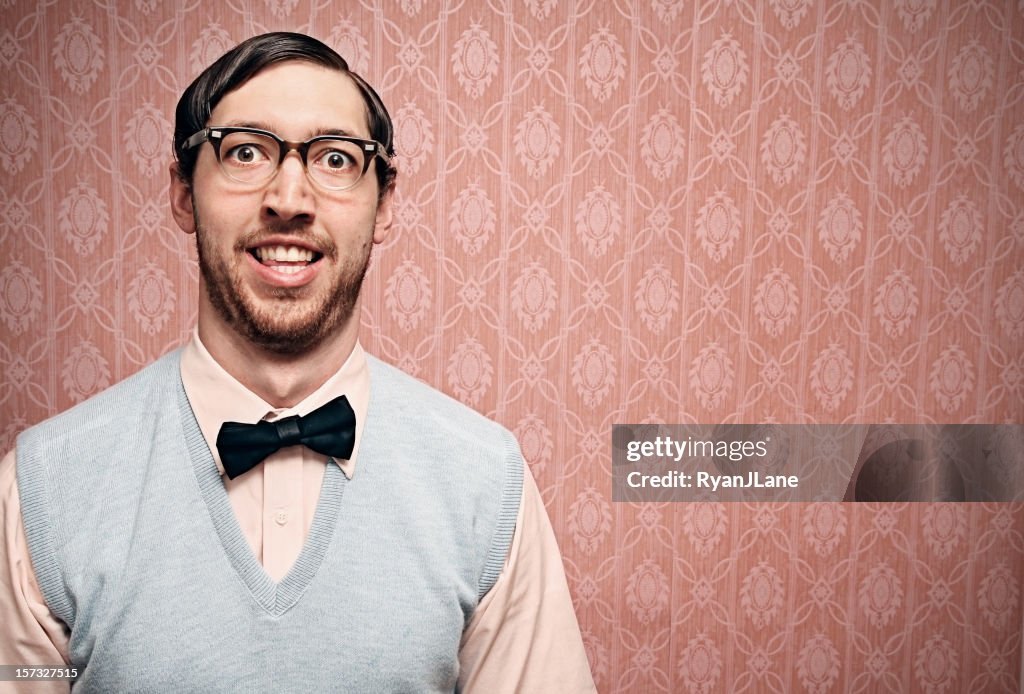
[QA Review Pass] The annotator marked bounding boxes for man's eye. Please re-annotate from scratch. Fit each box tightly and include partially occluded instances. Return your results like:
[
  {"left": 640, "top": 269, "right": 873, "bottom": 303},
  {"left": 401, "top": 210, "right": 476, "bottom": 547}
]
[
  {"left": 320, "top": 150, "right": 356, "bottom": 170},
  {"left": 225, "top": 144, "right": 269, "bottom": 164}
]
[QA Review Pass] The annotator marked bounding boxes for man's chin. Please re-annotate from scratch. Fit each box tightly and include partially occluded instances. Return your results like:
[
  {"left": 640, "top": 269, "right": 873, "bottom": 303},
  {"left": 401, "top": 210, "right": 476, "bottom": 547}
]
[{"left": 233, "top": 303, "right": 354, "bottom": 355}]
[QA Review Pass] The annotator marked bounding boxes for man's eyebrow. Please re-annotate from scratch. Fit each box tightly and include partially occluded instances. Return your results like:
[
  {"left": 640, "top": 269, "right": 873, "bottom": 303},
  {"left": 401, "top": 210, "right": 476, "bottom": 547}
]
[
  {"left": 222, "top": 120, "right": 275, "bottom": 131},
  {"left": 310, "top": 127, "right": 361, "bottom": 138},
  {"left": 220, "top": 121, "right": 362, "bottom": 139}
]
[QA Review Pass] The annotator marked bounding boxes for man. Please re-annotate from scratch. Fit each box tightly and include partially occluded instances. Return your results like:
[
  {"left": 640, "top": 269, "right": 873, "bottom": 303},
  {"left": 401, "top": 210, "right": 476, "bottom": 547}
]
[{"left": 0, "top": 32, "right": 595, "bottom": 693}]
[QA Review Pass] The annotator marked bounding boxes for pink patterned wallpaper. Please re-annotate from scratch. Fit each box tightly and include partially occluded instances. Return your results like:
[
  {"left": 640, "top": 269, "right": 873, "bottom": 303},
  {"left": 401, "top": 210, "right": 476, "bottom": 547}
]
[{"left": 2, "top": 1, "right": 1023, "bottom": 691}]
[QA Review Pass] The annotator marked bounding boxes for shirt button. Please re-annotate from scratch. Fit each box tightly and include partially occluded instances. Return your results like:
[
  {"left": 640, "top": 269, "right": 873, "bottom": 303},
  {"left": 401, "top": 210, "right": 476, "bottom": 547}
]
[{"left": 274, "top": 511, "right": 288, "bottom": 526}]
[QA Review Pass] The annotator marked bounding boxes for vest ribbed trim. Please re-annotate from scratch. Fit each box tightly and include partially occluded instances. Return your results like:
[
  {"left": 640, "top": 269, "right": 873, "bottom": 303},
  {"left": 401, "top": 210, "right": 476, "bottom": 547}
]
[
  {"left": 179, "top": 375, "right": 346, "bottom": 616},
  {"left": 477, "top": 430, "right": 523, "bottom": 600},
  {"left": 17, "top": 436, "right": 75, "bottom": 626}
]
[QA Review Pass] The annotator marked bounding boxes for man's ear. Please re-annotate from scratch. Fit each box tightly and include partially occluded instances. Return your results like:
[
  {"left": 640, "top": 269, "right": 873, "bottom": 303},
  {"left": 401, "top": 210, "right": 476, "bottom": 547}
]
[
  {"left": 372, "top": 186, "right": 394, "bottom": 245},
  {"left": 168, "top": 162, "right": 196, "bottom": 235}
]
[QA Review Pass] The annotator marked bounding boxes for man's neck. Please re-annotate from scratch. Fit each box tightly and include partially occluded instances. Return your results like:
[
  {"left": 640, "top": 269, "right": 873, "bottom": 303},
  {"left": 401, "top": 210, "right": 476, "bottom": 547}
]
[{"left": 196, "top": 308, "right": 358, "bottom": 409}]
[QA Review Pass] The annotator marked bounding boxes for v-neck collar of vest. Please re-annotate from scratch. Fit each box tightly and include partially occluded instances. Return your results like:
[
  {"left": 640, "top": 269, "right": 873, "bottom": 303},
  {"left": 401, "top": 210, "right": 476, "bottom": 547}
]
[{"left": 176, "top": 361, "right": 348, "bottom": 616}]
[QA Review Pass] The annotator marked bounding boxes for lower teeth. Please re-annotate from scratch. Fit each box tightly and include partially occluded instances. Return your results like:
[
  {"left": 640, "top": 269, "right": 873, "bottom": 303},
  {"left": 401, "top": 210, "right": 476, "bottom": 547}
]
[{"left": 272, "top": 265, "right": 304, "bottom": 275}]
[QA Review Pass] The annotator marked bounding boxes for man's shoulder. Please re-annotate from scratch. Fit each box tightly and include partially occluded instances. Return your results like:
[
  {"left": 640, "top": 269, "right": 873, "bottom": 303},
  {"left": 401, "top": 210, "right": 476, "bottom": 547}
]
[
  {"left": 20, "top": 350, "right": 181, "bottom": 445},
  {"left": 366, "top": 355, "right": 518, "bottom": 456}
]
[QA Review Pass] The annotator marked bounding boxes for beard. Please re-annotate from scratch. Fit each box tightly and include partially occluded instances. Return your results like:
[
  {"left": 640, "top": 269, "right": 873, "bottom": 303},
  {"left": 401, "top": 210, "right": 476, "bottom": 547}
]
[{"left": 194, "top": 220, "right": 371, "bottom": 356}]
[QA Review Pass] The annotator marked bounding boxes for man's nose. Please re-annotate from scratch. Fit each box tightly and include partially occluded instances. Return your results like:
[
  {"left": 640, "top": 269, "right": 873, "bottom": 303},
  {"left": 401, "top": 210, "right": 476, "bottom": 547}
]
[{"left": 261, "top": 152, "right": 315, "bottom": 222}]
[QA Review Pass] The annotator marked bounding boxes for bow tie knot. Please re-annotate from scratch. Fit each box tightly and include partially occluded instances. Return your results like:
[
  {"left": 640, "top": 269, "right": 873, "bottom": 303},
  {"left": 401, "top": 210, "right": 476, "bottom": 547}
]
[
  {"left": 216, "top": 395, "right": 356, "bottom": 480},
  {"left": 272, "top": 416, "right": 302, "bottom": 446}
]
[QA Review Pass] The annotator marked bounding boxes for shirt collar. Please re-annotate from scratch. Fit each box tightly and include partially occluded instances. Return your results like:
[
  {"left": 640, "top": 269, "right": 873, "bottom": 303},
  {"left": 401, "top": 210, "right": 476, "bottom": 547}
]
[{"left": 179, "top": 329, "right": 369, "bottom": 479}]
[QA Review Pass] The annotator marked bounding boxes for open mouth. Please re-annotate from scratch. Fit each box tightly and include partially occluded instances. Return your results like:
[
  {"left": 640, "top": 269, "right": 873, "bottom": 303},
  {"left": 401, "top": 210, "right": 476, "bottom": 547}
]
[{"left": 248, "top": 244, "right": 324, "bottom": 275}]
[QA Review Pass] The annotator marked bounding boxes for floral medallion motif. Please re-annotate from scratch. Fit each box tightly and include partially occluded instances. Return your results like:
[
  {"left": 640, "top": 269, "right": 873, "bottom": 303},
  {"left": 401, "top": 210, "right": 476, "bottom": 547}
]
[
  {"left": 753, "top": 268, "right": 798, "bottom": 337},
  {"left": 640, "top": 108, "right": 685, "bottom": 181},
  {"left": 634, "top": 264, "right": 680, "bottom": 334},
  {"left": 682, "top": 503, "right": 727, "bottom": 555},
  {"left": 384, "top": 259, "right": 432, "bottom": 331},
  {"left": 678, "top": 634, "right": 722, "bottom": 694},
  {"left": 937, "top": 195, "right": 982, "bottom": 265},
  {"left": 571, "top": 338, "right": 616, "bottom": 408},
  {"left": 452, "top": 23, "right": 499, "bottom": 99},
  {"left": 450, "top": 184, "right": 496, "bottom": 255},
  {"left": 566, "top": 487, "right": 612, "bottom": 555},
  {"left": 58, "top": 182, "right": 109, "bottom": 255},
  {"left": 514, "top": 105, "right": 561, "bottom": 178},
  {"left": 948, "top": 40, "right": 993, "bottom": 112},
  {"left": 0, "top": 261, "right": 42, "bottom": 335},
  {"left": 189, "top": 24, "right": 233, "bottom": 77},
  {"left": 922, "top": 504, "right": 966, "bottom": 558},
  {"left": 928, "top": 345, "right": 974, "bottom": 414},
  {"left": 625, "top": 559, "right": 670, "bottom": 624},
  {"left": 689, "top": 343, "right": 734, "bottom": 410},
  {"left": 516, "top": 414, "right": 553, "bottom": 475},
  {"left": 579, "top": 27, "right": 625, "bottom": 102},
  {"left": 0, "top": 97, "right": 38, "bottom": 174},
  {"left": 826, "top": 37, "right": 871, "bottom": 110},
  {"left": 740, "top": 560, "right": 784, "bottom": 628},
  {"left": 796, "top": 634, "right": 840, "bottom": 694},
  {"left": 61, "top": 341, "right": 111, "bottom": 403},
  {"left": 914, "top": 634, "right": 958, "bottom": 694},
  {"left": 126, "top": 262, "right": 175, "bottom": 335},
  {"left": 810, "top": 343, "right": 854, "bottom": 412},
  {"left": 510, "top": 262, "right": 557, "bottom": 333},
  {"left": 446, "top": 337, "right": 493, "bottom": 406},
  {"left": 695, "top": 191, "right": 741, "bottom": 262},
  {"left": 328, "top": 19, "right": 369, "bottom": 75},
  {"left": 53, "top": 16, "right": 104, "bottom": 94},
  {"left": 874, "top": 269, "right": 919, "bottom": 338},
  {"left": 994, "top": 269, "right": 1024, "bottom": 339},
  {"left": 760, "top": 114, "right": 806, "bottom": 185},
  {"left": 817, "top": 192, "right": 863, "bottom": 262},
  {"left": 977, "top": 561, "right": 1019, "bottom": 630},
  {"left": 701, "top": 33, "right": 748, "bottom": 107},
  {"left": 803, "top": 503, "right": 846, "bottom": 556},
  {"left": 574, "top": 185, "right": 622, "bottom": 257},
  {"left": 882, "top": 116, "right": 927, "bottom": 188},
  {"left": 394, "top": 101, "right": 435, "bottom": 175},
  {"left": 859, "top": 562, "right": 902, "bottom": 628},
  {"left": 124, "top": 103, "right": 171, "bottom": 178}
]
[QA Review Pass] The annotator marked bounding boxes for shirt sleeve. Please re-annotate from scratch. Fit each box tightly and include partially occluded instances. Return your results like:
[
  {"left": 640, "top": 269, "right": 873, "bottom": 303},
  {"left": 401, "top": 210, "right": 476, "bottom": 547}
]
[
  {"left": 0, "top": 448, "right": 72, "bottom": 694},
  {"left": 457, "top": 466, "right": 596, "bottom": 693}
]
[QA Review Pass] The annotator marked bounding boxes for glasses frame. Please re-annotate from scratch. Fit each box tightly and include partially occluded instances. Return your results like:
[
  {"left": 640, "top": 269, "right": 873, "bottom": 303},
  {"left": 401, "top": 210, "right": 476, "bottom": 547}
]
[{"left": 183, "top": 126, "right": 390, "bottom": 191}]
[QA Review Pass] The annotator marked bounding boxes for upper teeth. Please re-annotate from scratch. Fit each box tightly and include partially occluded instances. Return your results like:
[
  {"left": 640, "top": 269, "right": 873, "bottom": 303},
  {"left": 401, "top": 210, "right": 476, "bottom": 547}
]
[{"left": 255, "top": 246, "right": 315, "bottom": 262}]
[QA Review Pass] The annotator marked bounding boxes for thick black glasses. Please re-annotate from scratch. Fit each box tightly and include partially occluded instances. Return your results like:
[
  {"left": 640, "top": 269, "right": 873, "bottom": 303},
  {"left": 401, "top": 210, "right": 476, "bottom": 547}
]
[{"left": 183, "top": 126, "right": 389, "bottom": 191}]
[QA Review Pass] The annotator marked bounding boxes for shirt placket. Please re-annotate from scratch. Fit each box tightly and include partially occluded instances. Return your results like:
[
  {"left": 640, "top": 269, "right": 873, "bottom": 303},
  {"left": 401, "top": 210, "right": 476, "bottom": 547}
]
[{"left": 261, "top": 412, "right": 305, "bottom": 583}]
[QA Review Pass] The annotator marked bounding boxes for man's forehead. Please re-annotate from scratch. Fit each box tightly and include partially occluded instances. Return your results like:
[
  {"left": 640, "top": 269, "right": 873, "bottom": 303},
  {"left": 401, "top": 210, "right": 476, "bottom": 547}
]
[{"left": 210, "top": 61, "right": 370, "bottom": 137}]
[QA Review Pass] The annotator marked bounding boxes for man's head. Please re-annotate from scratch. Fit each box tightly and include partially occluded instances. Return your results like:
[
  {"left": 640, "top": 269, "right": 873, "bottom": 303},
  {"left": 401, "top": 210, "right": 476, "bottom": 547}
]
[
  {"left": 168, "top": 32, "right": 396, "bottom": 358},
  {"left": 173, "top": 32, "right": 396, "bottom": 197}
]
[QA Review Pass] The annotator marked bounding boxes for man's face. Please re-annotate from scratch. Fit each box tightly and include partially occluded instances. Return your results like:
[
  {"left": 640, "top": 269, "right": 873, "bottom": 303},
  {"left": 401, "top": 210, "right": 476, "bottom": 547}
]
[{"left": 170, "top": 61, "right": 392, "bottom": 355}]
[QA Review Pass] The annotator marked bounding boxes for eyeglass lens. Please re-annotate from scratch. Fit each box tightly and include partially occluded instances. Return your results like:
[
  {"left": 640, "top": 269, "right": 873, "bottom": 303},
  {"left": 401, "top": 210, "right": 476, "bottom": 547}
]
[{"left": 217, "top": 131, "right": 368, "bottom": 190}]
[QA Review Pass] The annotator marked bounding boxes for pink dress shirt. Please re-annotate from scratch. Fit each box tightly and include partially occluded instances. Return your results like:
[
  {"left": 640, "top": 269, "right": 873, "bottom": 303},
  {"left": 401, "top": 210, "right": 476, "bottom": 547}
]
[{"left": 0, "top": 333, "right": 596, "bottom": 693}]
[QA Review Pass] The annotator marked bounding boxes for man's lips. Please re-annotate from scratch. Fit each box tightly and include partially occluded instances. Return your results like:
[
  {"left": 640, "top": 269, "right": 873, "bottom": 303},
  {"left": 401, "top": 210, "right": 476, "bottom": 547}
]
[
  {"left": 244, "top": 240, "right": 326, "bottom": 286},
  {"left": 249, "top": 244, "right": 323, "bottom": 271}
]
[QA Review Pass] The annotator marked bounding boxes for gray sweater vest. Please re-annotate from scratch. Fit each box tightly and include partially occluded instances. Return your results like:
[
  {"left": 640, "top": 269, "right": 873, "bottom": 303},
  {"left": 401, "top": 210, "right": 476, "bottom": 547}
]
[{"left": 17, "top": 351, "right": 523, "bottom": 693}]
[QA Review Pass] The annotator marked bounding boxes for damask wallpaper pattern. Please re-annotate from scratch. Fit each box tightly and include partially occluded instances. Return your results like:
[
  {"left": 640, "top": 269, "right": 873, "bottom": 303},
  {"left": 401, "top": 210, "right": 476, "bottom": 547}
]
[{"left": 1, "top": 0, "right": 1023, "bottom": 691}]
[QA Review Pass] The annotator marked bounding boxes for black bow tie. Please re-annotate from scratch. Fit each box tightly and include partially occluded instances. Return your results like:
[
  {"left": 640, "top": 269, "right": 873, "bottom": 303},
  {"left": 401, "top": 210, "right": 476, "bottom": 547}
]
[{"left": 216, "top": 395, "right": 356, "bottom": 480}]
